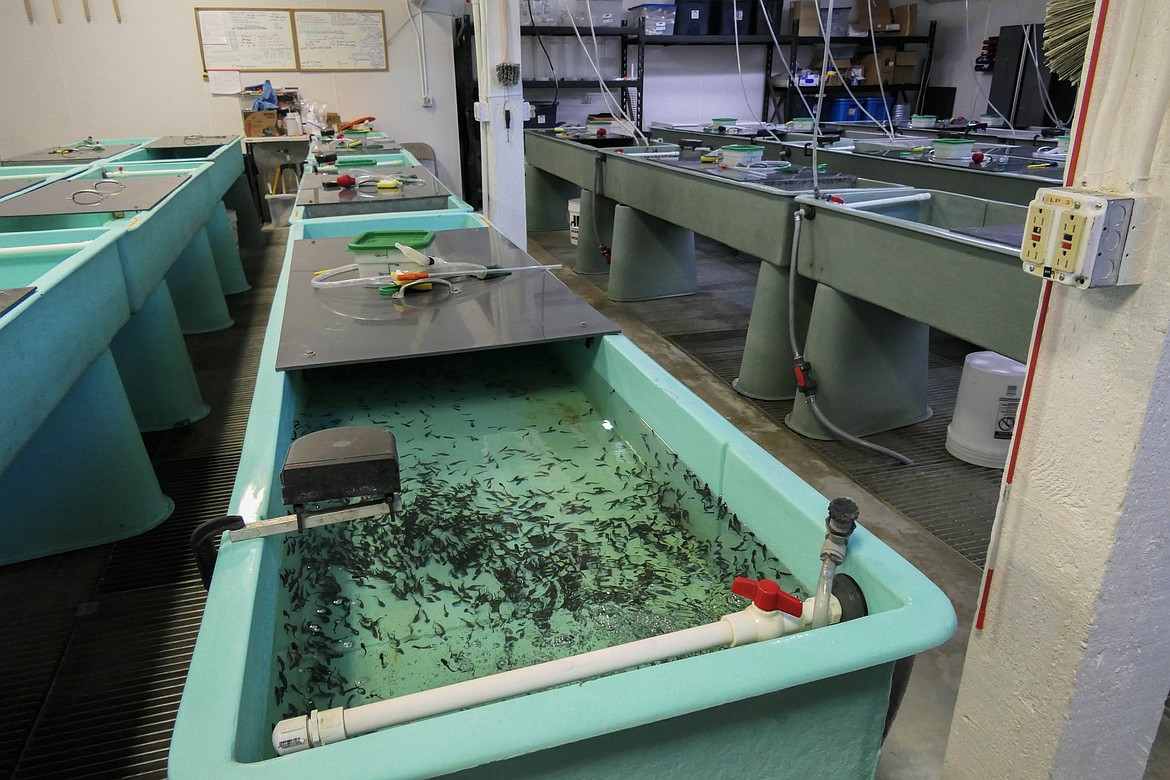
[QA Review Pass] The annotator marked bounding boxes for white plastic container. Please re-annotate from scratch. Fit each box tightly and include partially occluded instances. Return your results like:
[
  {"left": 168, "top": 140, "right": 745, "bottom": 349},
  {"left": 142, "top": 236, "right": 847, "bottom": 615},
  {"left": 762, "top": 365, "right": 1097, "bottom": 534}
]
[
  {"left": 721, "top": 144, "right": 765, "bottom": 167},
  {"left": 565, "top": 0, "right": 622, "bottom": 26},
  {"left": 946, "top": 351, "right": 1026, "bottom": 468},
  {"left": 629, "top": 4, "right": 675, "bottom": 35},
  {"left": 979, "top": 113, "right": 1005, "bottom": 128},
  {"left": 909, "top": 114, "right": 937, "bottom": 128},
  {"left": 788, "top": 118, "right": 815, "bottom": 132},
  {"left": 932, "top": 138, "right": 976, "bottom": 159},
  {"left": 265, "top": 193, "right": 296, "bottom": 227},
  {"left": 568, "top": 198, "right": 581, "bottom": 245}
]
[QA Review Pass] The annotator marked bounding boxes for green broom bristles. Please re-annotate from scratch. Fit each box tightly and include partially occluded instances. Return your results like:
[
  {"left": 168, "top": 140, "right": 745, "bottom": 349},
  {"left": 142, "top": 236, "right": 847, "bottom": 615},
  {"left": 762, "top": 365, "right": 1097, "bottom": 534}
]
[{"left": 1044, "top": 0, "right": 1095, "bottom": 85}]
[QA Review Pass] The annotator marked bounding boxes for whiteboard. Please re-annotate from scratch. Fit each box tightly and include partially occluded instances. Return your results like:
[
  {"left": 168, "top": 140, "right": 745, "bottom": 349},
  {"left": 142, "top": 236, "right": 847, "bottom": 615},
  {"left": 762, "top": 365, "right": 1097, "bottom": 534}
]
[
  {"left": 293, "top": 10, "right": 387, "bottom": 71},
  {"left": 196, "top": 8, "right": 297, "bottom": 71}
]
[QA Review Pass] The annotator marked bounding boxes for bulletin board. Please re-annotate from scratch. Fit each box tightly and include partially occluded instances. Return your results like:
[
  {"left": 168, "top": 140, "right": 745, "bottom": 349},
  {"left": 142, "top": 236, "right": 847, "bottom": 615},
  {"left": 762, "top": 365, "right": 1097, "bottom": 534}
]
[
  {"left": 196, "top": 8, "right": 298, "bottom": 71},
  {"left": 294, "top": 10, "right": 387, "bottom": 71},
  {"left": 195, "top": 7, "right": 387, "bottom": 72}
]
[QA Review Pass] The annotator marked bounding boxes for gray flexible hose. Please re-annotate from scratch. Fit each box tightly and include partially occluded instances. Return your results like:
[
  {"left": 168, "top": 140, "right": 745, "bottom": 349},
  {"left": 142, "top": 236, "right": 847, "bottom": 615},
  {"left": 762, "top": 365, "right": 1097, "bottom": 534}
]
[{"left": 789, "top": 209, "right": 914, "bottom": 466}]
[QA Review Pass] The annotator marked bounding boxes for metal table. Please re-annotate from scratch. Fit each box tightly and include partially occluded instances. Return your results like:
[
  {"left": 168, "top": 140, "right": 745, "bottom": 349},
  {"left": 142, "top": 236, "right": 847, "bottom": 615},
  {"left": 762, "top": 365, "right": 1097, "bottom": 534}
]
[
  {"left": 278, "top": 226, "right": 618, "bottom": 371},
  {"left": 294, "top": 168, "right": 454, "bottom": 220},
  {"left": 0, "top": 175, "right": 189, "bottom": 218},
  {"left": 0, "top": 178, "right": 44, "bottom": 200},
  {"left": 3, "top": 143, "right": 140, "bottom": 166},
  {"left": 646, "top": 124, "right": 1057, "bottom": 206}
]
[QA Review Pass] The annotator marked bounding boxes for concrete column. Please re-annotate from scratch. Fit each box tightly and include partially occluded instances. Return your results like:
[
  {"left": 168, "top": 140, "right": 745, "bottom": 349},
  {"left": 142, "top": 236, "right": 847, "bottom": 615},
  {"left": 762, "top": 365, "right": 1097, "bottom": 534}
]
[
  {"left": 944, "top": 3, "right": 1170, "bottom": 778},
  {"left": 473, "top": 0, "right": 526, "bottom": 246}
]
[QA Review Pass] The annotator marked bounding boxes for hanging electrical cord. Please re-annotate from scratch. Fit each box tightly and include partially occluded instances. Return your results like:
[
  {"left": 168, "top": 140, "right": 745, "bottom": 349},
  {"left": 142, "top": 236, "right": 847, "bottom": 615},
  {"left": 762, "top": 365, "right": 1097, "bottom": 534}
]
[
  {"left": 964, "top": 0, "right": 1013, "bottom": 128},
  {"left": 808, "top": 0, "right": 836, "bottom": 196},
  {"left": 526, "top": 0, "right": 559, "bottom": 107},
  {"left": 810, "top": 0, "right": 894, "bottom": 138},
  {"left": 405, "top": 0, "right": 432, "bottom": 106},
  {"left": 864, "top": 0, "right": 893, "bottom": 136},
  {"left": 788, "top": 208, "right": 914, "bottom": 466},
  {"left": 561, "top": 0, "right": 649, "bottom": 146},
  {"left": 1022, "top": 24, "right": 1073, "bottom": 128},
  {"left": 755, "top": 0, "right": 817, "bottom": 122}
]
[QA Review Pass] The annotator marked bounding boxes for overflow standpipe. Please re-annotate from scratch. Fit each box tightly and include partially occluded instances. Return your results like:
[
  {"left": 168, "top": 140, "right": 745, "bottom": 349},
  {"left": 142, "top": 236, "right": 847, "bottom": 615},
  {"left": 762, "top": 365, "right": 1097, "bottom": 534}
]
[
  {"left": 812, "top": 497, "right": 860, "bottom": 628},
  {"left": 272, "top": 579, "right": 843, "bottom": 755}
]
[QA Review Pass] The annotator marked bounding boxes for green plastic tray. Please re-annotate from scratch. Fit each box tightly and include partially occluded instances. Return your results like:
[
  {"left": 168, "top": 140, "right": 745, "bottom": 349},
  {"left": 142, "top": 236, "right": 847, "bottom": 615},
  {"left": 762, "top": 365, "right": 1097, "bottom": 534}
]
[
  {"left": 334, "top": 158, "right": 379, "bottom": 168},
  {"left": 346, "top": 230, "right": 436, "bottom": 253}
]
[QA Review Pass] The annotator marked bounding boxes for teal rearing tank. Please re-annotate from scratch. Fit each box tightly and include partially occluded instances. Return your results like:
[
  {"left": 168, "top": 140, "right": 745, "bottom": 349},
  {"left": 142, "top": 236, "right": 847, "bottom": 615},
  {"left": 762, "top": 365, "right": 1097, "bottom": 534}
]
[{"left": 170, "top": 212, "right": 955, "bottom": 779}]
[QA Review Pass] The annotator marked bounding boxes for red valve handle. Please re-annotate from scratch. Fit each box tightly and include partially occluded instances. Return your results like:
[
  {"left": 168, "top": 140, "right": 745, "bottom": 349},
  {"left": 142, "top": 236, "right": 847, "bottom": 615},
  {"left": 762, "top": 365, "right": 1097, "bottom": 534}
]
[{"left": 731, "top": 577, "right": 804, "bottom": 617}]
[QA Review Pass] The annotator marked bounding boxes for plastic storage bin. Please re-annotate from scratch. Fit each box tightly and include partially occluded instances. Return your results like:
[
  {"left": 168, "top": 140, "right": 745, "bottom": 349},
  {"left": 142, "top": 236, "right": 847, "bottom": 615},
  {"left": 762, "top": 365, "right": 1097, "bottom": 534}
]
[
  {"left": 564, "top": 0, "right": 623, "bottom": 26},
  {"left": 713, "top": 0, "right": 753, "bottom": 35},
  {"left": 721, "top": 144, "right": 765, "bottom": 166},
  {"left": 629, "top": 4, "right": 676, "bottom": 35},
  {"left": 864, "top": 96, "right": 893, "bottom": 121},
  {"left": 525, "top": 101, "right": 559, "bottom": 129},
  {"left": 826, "top": 98, "right": 861, "bottom": 122},
  {"left": 675, "top": 1, "right": 711, "bottom": 34},
  {"left": 820, "top": 3, "right": 853, "bottom": 36},
  {"left": 932, "top": 138, "right": 976, "bottom": 159}
]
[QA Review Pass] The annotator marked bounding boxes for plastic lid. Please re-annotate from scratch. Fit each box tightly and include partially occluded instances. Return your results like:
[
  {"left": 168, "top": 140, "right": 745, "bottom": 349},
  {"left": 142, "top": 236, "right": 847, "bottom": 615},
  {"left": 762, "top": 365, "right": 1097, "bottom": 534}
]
[
  {"left": 347, "top": 230, "right": 436, "bottom": 253},
  {"left": 334, "top": 158, "right": 380, "bottom": 167},
  {"left": 712, "top": 118, "right": 737, "bottom": 122},
  {"left": 911, "top": 114, "right": 937, "bottom": 119},
  {"left": 721, "top": 144, "right": 765, "bottom": 151},
  {"left": 933, "top": 138, "right": 976, "bottom": 145}
]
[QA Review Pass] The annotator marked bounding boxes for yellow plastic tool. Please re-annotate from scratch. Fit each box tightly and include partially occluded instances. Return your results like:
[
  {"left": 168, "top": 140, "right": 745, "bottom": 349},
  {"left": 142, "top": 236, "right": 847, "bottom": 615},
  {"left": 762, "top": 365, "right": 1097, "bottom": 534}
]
[{"left": 375, "top": 179, "right": 400, "bottom": 189}]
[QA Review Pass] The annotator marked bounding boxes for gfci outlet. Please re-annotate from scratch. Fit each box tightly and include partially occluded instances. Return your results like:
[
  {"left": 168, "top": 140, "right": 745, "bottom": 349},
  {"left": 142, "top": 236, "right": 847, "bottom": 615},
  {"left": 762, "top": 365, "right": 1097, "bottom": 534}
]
[{"left": 1020, "top": 187, "right": 1157, "bottom": 288}]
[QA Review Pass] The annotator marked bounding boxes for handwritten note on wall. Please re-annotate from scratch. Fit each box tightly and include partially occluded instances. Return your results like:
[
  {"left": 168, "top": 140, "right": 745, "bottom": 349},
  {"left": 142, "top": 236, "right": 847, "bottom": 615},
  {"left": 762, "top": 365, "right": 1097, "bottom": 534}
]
[
  {"left": 294, "top": 11, "right": 387, "bottom": 71},
  {"left": 197, "top": 9, "right": 297, "bottom": 71},
  {"left": 195, "top": 7, "right": 387, "bottom": 72}
]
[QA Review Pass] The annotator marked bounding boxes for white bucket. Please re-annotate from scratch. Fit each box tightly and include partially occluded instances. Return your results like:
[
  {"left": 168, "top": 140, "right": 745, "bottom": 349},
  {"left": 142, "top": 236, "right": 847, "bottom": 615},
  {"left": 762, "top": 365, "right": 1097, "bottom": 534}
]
[
  {"left": 265, "top": 193, "right": 296, "bottom": 227},
  {"left": 568, "top": 198, "right": 581, "bottom": 246},
  {"left": 946, "top": 351, "right": 1026, "bottom": 468}
]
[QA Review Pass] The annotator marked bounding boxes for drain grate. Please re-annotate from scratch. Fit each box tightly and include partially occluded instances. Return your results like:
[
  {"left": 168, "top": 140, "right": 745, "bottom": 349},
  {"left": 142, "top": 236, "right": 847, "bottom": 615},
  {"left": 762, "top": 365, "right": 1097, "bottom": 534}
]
[
  {"left": 670, "top": 327, "right": 1001, "bottom": 567},
  {"left": 3, "top": 230, "right": 283, "bottom": 779}
]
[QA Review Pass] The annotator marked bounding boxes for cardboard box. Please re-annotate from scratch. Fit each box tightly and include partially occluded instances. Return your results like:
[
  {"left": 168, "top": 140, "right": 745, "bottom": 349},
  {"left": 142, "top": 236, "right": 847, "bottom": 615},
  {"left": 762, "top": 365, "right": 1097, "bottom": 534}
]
[
  {"left": 879, "top": 3, "right": 916, "bottom": 35},
  {"left": 893, "top": 49, "right": 920, "bottom": 83},
  {"left": 853, "top": 0, "right": 891, "bottom": 32},
  {"left": 243, "top": 110, "right": 282, "bottom": 138},
  {"left": 860, "top": 49, "right": 896, "bottom": 84},
  {"left": 795, "top": 0, "right": 820, "bottom": 36},
  {"left": 825, "top": 56, "right": 853, "bottom": 86}
]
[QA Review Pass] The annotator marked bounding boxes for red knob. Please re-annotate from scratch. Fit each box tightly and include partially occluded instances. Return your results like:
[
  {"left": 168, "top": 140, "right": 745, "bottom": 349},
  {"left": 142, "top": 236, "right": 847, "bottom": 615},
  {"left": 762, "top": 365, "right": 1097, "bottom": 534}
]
[
  {"left": 731, "top": 577, "right": 804, "bottom": 617},
  {"left": 596, "top": 127, "right": 607, "bottom": 136},
  {"left": 336, "top": 174, "right": 356, "bottom": 188}
]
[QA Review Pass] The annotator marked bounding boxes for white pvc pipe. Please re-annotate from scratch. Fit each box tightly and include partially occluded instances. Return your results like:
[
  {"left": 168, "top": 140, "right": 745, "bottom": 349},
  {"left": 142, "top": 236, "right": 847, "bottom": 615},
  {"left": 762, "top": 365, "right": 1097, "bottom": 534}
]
[
  {"left": 102, "top": 168, "right": 191, "bottom": 177},
  {"left": 273, "top": 597, "right": 841, "bottom": 754},
  {"left": 0, "top": 241, "right": 90, "bottom": 256},
  {"left": 843, "top": 192, "right": 932, "bottom": 210},
  {"left": 346, "top": 621, "right": 733, "bottom": 738}
]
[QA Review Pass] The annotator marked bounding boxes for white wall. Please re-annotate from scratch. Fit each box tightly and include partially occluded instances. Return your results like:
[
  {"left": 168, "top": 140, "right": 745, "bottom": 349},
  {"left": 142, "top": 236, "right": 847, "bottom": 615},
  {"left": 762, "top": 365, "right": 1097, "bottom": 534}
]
[
  {"left": 0, "top": 0, "right": 464, "bottom": 194},
  {"left": 918, "top": 0, "right": 1049, "bottom": 120}
]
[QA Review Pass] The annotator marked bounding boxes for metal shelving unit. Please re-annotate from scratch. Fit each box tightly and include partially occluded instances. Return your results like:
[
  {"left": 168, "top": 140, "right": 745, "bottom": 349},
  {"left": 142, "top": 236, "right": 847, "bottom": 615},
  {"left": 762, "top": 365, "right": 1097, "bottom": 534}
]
[
  {"left": 770, "top": 21, "right": 937, "bottom": 121},
  {"left": 520, "top": 26, "right": 643, "bottom": 128}
]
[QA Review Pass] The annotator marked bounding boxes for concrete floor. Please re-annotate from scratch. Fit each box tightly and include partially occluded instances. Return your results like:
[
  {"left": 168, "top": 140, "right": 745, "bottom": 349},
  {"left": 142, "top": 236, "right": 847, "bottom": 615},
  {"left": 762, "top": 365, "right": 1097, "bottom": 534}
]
[{"left": 524, "top": 230, "right": 1170, "bottom": 780}]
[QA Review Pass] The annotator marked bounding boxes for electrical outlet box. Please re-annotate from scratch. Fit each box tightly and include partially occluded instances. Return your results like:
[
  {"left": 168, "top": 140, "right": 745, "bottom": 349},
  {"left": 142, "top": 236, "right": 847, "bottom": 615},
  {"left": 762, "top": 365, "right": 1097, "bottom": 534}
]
[{"left": 1021, "top": 188, "right": 1156, "bottom": 288}]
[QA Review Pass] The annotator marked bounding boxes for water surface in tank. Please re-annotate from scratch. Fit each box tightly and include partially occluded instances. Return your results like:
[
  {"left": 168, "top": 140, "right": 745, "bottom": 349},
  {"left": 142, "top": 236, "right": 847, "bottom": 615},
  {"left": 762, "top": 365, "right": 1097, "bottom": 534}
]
[{"left": 268, "top": 350, "right": 799, "bottom": 736}]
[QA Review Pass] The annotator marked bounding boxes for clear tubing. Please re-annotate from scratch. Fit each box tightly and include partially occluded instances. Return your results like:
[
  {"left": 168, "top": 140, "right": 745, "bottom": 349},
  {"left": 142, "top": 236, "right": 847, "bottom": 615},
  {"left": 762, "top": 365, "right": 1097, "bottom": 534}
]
[{"left": 812, "top": 558, "right": 837, "bottom": 628}]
